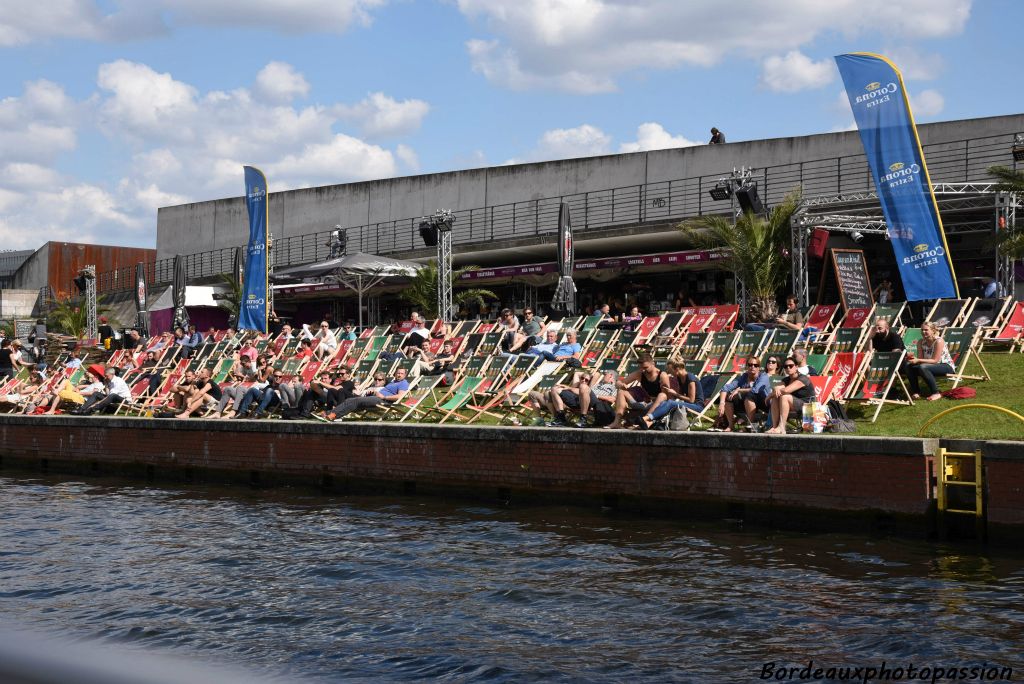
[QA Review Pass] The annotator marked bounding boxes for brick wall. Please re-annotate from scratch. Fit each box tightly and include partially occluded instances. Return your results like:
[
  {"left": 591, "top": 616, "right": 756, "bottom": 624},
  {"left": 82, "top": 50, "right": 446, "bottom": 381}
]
[{"left": 0, "top": 417, "right": 941, "bottom": 519}]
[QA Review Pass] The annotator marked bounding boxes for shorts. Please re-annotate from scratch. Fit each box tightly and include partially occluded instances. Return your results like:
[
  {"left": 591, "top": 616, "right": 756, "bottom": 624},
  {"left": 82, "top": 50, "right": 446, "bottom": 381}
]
[
  {"left": 559, "top": 389, "right": 581, "bottom": 409},
  {"left": 627, "top": 387, "right": 650, "bottom": 406}
]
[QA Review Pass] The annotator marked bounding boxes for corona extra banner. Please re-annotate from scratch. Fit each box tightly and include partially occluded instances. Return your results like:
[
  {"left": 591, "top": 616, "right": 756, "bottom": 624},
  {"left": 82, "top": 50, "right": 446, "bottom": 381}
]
[
  {"left": 835, "top": 53, "right": 958, "bottom": 301},
  {"left": 238, "top": 165, "right": 269, "bottom": 332}
]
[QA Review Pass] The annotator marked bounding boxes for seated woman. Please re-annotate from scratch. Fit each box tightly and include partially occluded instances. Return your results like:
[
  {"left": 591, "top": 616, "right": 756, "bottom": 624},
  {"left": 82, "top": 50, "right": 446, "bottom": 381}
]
[
  {"left": 905, "top": 321, "right": 954, "bottom": 401},
  {"left": 765, "top": 356, "right": 816, "bottom": 435},
  {"left": 621, "top": 306, "right": 643, "bottom": 333}
]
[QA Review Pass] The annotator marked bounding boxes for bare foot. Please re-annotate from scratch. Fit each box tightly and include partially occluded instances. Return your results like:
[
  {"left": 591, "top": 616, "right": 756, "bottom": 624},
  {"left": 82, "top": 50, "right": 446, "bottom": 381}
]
[
  {"left": 175, "top": 413, "right": 190, "bottom": 420},
  {"left": 604, "top": 421, "right": 623, "bottom": 430},
  {"left": 927, "top": 393, "right": 942, "bottom": 401},
  {"left": 911, "top": 393, "right": 921, "bottom": 400},
  {"left": 640, "top": 415, "right": 654, "bottom": 429}
]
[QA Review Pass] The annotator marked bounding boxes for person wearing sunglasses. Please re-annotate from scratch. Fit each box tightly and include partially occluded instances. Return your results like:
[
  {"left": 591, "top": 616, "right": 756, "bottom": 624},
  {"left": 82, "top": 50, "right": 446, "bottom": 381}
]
[
  {"left": 327, "top": 368, "right": 409, "bottom": 421},
  {"left": 763, "top": 357, "right": 782, "bottom": 377},
  {"left": 765, "top": 356, "right": 816, "bottom": 434},
  {"left": 716, "top": 358, "right": 772, "bottom": 431},
  {"left": 235, "top": 368, "right": 285, "bottom": 418},
  {"left": 509, "top": 309, "right": 542, "bottom": 352}
]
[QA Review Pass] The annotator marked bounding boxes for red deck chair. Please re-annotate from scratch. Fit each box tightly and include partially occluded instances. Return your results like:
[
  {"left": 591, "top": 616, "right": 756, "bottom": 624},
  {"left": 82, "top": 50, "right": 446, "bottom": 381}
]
[
  {"left": 633, "top": 315, "right": 665, "bottom": 345},
  {"left": 810, "top": 374, "right": 842, "bottom": 405},
  {"left": 828, "top": 351, "right": 868, "bottom": 400},
  {"left": 705, "top": 305, "right": 739, "bottom": 332},
  {"left": 980, "top": 301, "right": 1024, "bottom": 353},
  {"left": 803, "top": 303, "right": 839, "bottom": 345}
]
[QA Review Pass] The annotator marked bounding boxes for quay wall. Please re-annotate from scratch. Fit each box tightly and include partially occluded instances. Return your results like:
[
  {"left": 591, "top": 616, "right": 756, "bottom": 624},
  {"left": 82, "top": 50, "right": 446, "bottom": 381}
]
[{"left": 2, "top": 417, "right": 1022, "bottom": 541}]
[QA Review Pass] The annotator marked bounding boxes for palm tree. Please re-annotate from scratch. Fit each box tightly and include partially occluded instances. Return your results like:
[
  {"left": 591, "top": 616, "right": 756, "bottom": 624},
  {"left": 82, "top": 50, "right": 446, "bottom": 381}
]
[
  {"left": 678, "top": 189, "right": 801, "bottom": 322},
  {"left": 402, "top": 260, "right": 497, "bottom": 318},
  {"left": 47, "top": 296, "right": 115, "bottom": 338},
  {"left": 989, "top": 165, "right": 1024, "bottom": 258}
]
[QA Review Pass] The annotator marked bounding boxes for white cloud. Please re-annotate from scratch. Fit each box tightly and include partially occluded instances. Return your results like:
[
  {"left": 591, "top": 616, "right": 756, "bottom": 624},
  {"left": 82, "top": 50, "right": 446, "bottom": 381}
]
[
  {"left": 269, "top": 134, "right": 396, "bottom": 185},
  {"left": 0, "top": 59, "right": 425, "bottom": 250},
  {"left": 97, "top": 60, "right": 199, "bottom": 141},
  {"left": 457, "top": 0, "right": 972, "bottom": 93},
  {"left": 760, "top": 51, "right": 835, "bottom": 93},
  {"left": 253, "top": 62, "right": 310, "bottom": 104},
  {"left": 619, "top": 123, "right": 699, "bottom": 153},
  {"left": 0, "top": 0, "right": 386, "bottom": 46},
  {"left": 395, "top": 144, "right": 420, "bottom": 172},
  {"left": 509, "top": 124, "right": 611, "bottom": 163},
  {"left": 885, "top": 48, "right": 945, "bottom": 81},
  {"left": 334, "top": 92, "right": 430, "bottom": 138},
  {"left": 911, "top": 89, "right": 945, "bottom": 118}
]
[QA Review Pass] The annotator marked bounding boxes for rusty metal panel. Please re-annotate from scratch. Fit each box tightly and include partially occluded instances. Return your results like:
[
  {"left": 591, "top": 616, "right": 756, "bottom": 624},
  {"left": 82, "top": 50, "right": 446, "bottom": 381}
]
[{"left": 47, "top": 242, "right": 156, "bottom": 300}]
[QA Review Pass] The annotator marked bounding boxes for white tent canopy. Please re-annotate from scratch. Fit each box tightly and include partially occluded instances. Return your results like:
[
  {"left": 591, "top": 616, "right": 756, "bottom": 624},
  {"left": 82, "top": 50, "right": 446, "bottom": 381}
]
[{"left": 272, "top": 252, "right": 423, "bottom": 328}]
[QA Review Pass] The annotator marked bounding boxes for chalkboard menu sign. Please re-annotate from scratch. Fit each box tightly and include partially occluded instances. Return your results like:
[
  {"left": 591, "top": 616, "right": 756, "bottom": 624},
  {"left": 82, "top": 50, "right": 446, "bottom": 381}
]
[
  {"left": 829, "top": 249, "right": 873, "bottom": 310},
  {"left": 15, "top": 319, "right": 34, "bottom": 341}
]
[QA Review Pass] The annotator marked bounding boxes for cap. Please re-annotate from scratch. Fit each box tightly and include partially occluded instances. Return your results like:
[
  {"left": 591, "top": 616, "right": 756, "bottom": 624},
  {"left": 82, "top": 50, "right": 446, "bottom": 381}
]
[
  {"left": 99, "top": 316, "right": 108, "bottom": 323},
  {"left": 88, "top": 363, "right": 106, "bottom": 379}
]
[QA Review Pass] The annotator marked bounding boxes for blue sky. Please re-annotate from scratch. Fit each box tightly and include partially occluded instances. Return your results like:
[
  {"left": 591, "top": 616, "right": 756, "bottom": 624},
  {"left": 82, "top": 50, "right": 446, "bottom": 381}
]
[{"left": 0, "top": 0, "right": 1020, "bottom": 250}]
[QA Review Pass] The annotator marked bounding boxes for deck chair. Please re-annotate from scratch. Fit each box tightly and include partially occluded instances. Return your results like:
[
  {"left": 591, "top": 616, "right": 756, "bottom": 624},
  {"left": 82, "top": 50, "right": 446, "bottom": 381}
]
[
  {"left": 703, "top": 331, "right": 739, "bottom": 374},
  {"left": 499, "top": 362, "right": 566, "bottom": 425},
  {"left": 901, "top": 327, "right": 923, "bottom": 350},
  {"left": 871, "top": 303, "right": 907, "bottom": 332},
  {"left": 632, "top": 315, "right": 665, "bottom": 345},
  {"left": 705, "top": 305, "right": 739, "bottom": 332},
  {"left": 648, "top": 313, "right": 684, "bottom": 347},
  {"left": 925, "top": 298, "right": 972, "bottom": 328},
  {"left": 824, "top": 326, "right": 866, "bottom": 354},
  {"left": 600, "top": 331, "right": 637, "bottom": 371},
  {"left": 849, "top": 350, "right": 911, "bottom": 423},
  {"left": 475, "top": 332, "right": 503, "bottom": 356},
  {"left": 978, "top": 301, "right": 1024, "bottom": 353},
  {"left": 363, "top": 335, "right": 389, "bottom": 361},
  {"left": 829, "top": 351, "right": 868, "bottom": 401},
  {"left": 374, "top": 375, "right": 444, "bottom": 422},
  {"left": 728, "top": 330, "right": 770, "bottom": 373},
  {"left": 683, "top": 310, "right": 716, "bottom": 335},
  {"left": 580, "top": 329, "right": 616, "bottom": 367},
  {"left": 421, "top": 376, "right": 486, "bottom": 423},
  {"left": 678, "top": 331, "right": 710, "bottom": 360},
  {"left": 805, "top": 353, "right": 832, "bottom": 376},
  {"left": 803, "top": 303, "right": 840, "bottom": 347},
  {"left": 964, "top": 297, "right": 1012, "bottom": 332},
  {"left": 809, "top": 374, "right": 842, "bottom": 406},
  {"left": 688, "top": 373, "right": 734, "bottom": 428},
  {"left": 579, "top": 313, "right": 605, "bottom": 335},
  {"left": 944, "top": 327, "right": 990, "bottom": 387},
  {"left": 763, "top": 328, "right": 798, "bottom": 360}
]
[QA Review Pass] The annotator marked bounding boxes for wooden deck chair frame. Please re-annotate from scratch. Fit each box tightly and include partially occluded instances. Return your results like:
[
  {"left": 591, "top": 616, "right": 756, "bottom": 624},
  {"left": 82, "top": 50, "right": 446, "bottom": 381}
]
[
  {"left": 375, "top": 375, "right": 444, "bottom": 422},
  {"left": 422, "top": 375, "right": 486, "bottom": 424},
  {"left": 687, "top": 373, "right": 734, "bottom": 428},
  {"left": 728, "top": 330, "right": 770, "bottom": 374},
  {"left": 945, "top": 327, "right": 990, "bottom": 388},
  {"left": 851, "top": 350, "right": 912, "bottom": 423},
  {"left": 978, "top": 301, "right": 1024, "bottom": 354}
]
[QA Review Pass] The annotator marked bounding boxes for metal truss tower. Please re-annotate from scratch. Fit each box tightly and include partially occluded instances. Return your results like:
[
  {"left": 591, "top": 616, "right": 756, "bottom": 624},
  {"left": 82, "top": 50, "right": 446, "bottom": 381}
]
[{"left": 83, "top": 265, "right": 98, "bottom": 341}]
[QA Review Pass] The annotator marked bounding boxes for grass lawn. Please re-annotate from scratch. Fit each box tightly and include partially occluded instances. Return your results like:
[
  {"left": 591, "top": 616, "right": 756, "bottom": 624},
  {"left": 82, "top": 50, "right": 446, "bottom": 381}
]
[{"left": 846, "top": 351, "right": 1024, "bottom": 440}]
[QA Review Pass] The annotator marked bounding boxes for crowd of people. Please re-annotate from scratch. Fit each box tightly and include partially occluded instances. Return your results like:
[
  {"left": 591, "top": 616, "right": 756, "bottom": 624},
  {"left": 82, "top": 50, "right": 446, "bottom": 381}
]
[{"left": 1, "top": 291, "right": 1012, "bottom": 431}]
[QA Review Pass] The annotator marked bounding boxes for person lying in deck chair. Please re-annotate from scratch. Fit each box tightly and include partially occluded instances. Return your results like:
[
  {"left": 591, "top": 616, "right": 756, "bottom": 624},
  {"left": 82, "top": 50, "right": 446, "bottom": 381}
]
[{"left": 327, "top": 368, "right": 410, "bottom": 421}]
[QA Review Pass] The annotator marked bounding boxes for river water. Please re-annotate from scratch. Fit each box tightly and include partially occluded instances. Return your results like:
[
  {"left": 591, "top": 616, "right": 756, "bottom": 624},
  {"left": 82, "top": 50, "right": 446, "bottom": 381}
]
[{"left": 1, "top": 474, "right": 1022, "bottom": 683}]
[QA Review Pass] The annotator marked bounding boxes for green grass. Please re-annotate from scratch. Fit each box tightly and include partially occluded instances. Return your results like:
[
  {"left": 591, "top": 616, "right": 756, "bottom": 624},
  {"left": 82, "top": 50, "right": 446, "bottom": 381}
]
[{"left": 847, "top": 352, "right": 1024, "bottom": 441}]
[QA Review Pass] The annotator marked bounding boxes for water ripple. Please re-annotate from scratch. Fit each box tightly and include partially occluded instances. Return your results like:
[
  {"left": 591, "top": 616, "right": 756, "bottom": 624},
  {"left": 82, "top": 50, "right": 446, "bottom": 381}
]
[{"left": 2, "top": 475, "right": 1023, "bottom": 682}]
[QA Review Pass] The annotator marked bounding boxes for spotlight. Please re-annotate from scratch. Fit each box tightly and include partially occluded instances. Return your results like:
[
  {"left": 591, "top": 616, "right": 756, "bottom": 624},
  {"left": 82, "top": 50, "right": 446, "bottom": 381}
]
[
  {"left": 735, "top": 184, "right": 764, "bottom": 214},
  {"left": 708, "top": 184, "right": 732, "bottom": 201},
  {"left": 73, "top": 268, "right": 95, "bottom": 293},
  {"left": 1013, "top": 134, "right": 1024, "bottom": 161},
  {"left": 851, "top": 231, "right": 864, "bottom": 243},
  {"left": 418, "top": 220, "right": 438, "bottom": 247}
]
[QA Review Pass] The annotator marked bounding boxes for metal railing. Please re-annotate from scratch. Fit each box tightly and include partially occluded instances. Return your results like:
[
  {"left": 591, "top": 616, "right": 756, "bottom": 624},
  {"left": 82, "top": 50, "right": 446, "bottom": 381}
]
[{"left": 91, "top": 131, "right": 1022, "bottom": 294}]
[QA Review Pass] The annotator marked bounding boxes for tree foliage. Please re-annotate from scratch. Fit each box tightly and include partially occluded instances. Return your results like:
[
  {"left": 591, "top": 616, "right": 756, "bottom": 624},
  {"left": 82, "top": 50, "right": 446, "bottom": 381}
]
[
  {"left": 988, "top": 165, "right": 1024, "bottom": 259},
  {"left": 401, "top": 260, "right": 498, "bottom": 318},
  {"left": 47, "top": 296, "right": 115, "bottom": 339},
  {"left": 216, "top": 271, "right": 243, "bottom": 325},
  {"left": 678, "top": 189, "right": 801, "bottom": 321}
]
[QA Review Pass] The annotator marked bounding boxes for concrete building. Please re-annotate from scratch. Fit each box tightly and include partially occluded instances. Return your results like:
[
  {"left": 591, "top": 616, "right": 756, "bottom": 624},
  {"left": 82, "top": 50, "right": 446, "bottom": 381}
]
[{"left": 148, "top": 113, "right": 1024, "bottom": 322}]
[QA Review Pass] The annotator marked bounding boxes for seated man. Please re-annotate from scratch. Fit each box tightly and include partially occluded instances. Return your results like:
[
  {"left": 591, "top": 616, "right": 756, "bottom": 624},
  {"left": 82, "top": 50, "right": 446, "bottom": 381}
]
[
  {"left": 716, "top": 358, "right": 771, "bottom": 431},
  {"left": 78, "top": 367, "right": 132, "bottom": 415},
  {"left": 134, "top": 350, "right": 164, "bottom": 395},
  {"left": 525, "top": 329, "right": 559, "bottom": 358},
  {"left": 327, "top": 368, "right": 409, "bottom": 421},
  {"left": 526, "top": 327, "right": 581, "bottom": 364},
  {"left": 410, "top": 340, "right": 457, "bottom": 377},
  {"left": 295, "top": 368, "right": 356, "bottom": 418},
  {"left": 792, "top": 347, "right": 818, "bottom": 376},
  {"left": 548, "top": 368, "right": 619, "bottom": 427},
  {"left": 509, "top": 309, "right": 542, "bottom": 352},
  {"left": 176, "top": 367, "right": 223, "bottom": 419},
  {"left": 867, "top": 317, "right": 905, "bottom": 353},
  {"left": 745, "top": 295, "right": 804, "bottom": 333},
  {"left": 236, "top": 369, "right": 285, "bottom": 418},
  {"left": 168, "top": 369, "right": 198, "bottom": 411},
  {"left": 606, "top": 354, "right": 666, "bottom": 430},
  {"left": 640, "top": 360, "right": 704, "bottom": 429}
]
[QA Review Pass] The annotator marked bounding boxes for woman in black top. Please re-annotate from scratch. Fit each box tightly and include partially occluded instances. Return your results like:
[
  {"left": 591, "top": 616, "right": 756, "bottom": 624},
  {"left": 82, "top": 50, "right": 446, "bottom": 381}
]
[
  {"left": 765, "top": 355, "right": 815, "bottom": 435},
  {"left": 0, "top": 339, "right": 17, "bottom": 381}
]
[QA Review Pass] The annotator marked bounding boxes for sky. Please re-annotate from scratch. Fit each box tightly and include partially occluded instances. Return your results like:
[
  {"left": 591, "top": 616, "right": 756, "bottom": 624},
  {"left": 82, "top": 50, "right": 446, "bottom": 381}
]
[{"left": 0, "top": 0, "right": 1020, "bottom": 252}]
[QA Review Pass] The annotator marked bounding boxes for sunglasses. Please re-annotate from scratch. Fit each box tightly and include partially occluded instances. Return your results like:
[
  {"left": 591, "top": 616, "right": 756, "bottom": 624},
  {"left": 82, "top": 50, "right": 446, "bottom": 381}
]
[
  {"left": 783, "top": 363, "right": 796, "bottom": 369},
  {"left": 767, "top": 359, "right": 779, "bottom": 364},
  {"left": 525, "top": 311, "right": 533, "bottom": 315},
  {"left": 747, "top": 362, "right": 760, "bottom": 367},
  {"left": 374, "top": 376, "right": 385, "bottom": 381}
]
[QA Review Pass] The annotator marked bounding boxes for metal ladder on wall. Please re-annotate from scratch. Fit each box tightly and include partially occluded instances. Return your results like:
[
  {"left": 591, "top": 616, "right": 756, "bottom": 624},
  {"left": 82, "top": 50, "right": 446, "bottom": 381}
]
[{"left": 935, "top": 447, "right": 986, "bottom": 540}]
